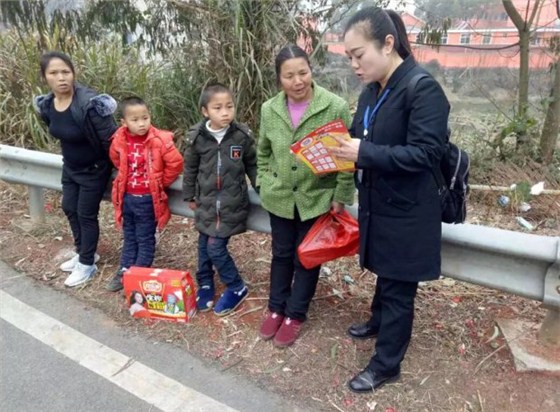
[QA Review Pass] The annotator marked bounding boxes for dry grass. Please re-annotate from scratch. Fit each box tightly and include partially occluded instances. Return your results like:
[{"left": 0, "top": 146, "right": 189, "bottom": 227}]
[{"left": 1, "top": 181, "right": 559, "bottom": 412}]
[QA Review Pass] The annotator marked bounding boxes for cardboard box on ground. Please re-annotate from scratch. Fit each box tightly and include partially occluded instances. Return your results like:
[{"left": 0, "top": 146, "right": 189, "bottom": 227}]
[{"left": 123, "top": 267, "right": 197, "bottom": 322}]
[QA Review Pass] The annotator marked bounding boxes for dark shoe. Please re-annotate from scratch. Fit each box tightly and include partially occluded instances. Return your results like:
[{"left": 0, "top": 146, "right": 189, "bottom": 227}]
[
  {"left": 106, "top": 268, "right": 126, "bottom": 292},
  {"left": 273, "top": 317, "right": 303, "bottom": 347},
  {"left": 214, "top": 286, "right": 248, "bottom": 316},
  {"left": 196, "top": 285, "right": 215, "bottom": 312},
  {"left": 347, "top": 322, "right": 379, "bottom": 340},
  {"left": 348, "top": 368, "right": 400, "bottom": 393},
  {"left": 259, "top": 311, "right": 285, "bottom": 340}
]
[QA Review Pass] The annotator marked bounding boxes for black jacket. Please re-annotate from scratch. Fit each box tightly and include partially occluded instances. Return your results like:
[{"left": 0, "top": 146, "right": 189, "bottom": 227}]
[
  {"left": 183, "top": 120, "right": 257, "bottom": 238},
  {"left": 350, "top": 56, "right": 449, "bottom": 282},
  {"left": 34, "top": 83, "right": 117, "bottom": 159}
]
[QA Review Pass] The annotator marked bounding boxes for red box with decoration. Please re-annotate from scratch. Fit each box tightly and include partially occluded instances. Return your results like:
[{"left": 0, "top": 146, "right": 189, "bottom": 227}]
[{"left": 123, "top": 267, "right": 197, "bottom": 322}]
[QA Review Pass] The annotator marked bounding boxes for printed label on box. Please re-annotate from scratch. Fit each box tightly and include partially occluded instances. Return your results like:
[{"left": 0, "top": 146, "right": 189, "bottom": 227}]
[{"left": 123, "top": 267, "right": 197, "bottom": 322}]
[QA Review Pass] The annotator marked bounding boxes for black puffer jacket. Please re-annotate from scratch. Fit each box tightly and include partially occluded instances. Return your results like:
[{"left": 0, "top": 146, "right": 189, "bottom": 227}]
[
  {"left": 34, "top": 82, "right": 117, "bottom": 158},
  {"left": 183, "top": 121, "right": 257, "bottom": 238}
]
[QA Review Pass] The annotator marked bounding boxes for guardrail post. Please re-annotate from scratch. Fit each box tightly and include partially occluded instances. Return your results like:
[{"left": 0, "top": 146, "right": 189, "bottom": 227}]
[
  {"left": 539, "top": 242, "right": 560, "bottom": 346},
  {"left": 28, "top": 186, "right": 45, "bottom": 224},
  {"left": 539, "top": 308, "right": 560, "bottom": 346}
]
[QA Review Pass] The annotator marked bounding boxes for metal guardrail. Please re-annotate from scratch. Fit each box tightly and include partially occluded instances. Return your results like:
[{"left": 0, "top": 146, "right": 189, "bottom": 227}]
[{"left": 1, "top": 144, "right": 559, "bottom": 345}]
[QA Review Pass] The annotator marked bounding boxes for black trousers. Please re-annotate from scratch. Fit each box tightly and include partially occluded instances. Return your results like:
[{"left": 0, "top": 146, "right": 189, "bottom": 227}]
[
  {"left": 365, "top": 276, "right": 419, "bottom": 375},
  {"left": 268, "top": 210, "right": 320, "bottom": 321},
  {"left": 61, "top": 160, "right": 111, "bottom": 265}
]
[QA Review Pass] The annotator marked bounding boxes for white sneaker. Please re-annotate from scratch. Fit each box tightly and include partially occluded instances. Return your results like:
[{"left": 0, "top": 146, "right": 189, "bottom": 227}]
[
  {"left": 60, "top": 253, "right": 100, "bottom": 272},
  {"left": 64, "top": 262, "right": 97, "bottom": 287}
]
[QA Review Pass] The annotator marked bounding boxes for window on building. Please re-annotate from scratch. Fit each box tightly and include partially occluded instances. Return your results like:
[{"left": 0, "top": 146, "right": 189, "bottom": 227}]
[
  {"left": 460, "top": 33, "right": 471, "bottom": 44},
  {"left": 530, "top": 36, "right": 539, "bottom": 45},
  {"left": 440, "top": 33, "right": 448, "bottom": 44},
  {"left": 416, "top": 33, "right": 425, "bottom": 44},
  {"left": 482, "top": 33, "right": 492, "bottom": 44}
]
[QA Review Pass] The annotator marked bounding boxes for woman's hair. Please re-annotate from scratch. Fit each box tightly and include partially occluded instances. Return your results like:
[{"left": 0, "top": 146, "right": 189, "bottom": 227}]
[
  {"left": 344, "top": 7, "right": 414, "bottom": 61},
  {"left": 274, "top": 44, "right": 311, "bottom": 85},
  {"left": 39, "top": 51, "right": 76, "bottom": 78},
  {"left": 129, "top": 290, "right": 144, "bottom": 305}
]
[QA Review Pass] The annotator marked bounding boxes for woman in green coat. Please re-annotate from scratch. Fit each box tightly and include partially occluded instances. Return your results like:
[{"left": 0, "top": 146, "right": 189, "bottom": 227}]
[{"left": 256, "top": 44, "right": 355, "bottom": 347}]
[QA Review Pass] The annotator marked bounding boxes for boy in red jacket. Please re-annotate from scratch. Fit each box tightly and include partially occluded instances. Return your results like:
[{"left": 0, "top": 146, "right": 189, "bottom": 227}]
[{"left": 106, "top": 97, "right": 183, "bottom": 291}]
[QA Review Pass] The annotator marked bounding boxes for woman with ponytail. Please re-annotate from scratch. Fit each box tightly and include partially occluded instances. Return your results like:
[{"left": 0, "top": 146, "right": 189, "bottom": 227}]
[{"left": 332, "top": 8, "right": 450, "bottom": 393}]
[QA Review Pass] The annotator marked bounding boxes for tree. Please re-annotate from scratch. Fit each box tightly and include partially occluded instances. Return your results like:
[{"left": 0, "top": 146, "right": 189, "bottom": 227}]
[
  {"left": 502, "top": 0, "right": 544, "bottom": 146},
  {"left": 539, "top": 36, "right": 560, "bottom": 163}
]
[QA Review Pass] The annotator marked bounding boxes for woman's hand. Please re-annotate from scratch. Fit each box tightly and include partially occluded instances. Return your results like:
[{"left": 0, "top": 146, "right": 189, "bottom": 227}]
[
  {"left": 331, "top": 201, "right": 345, "bottom": 214},
  {"left": 188, "top": 201, "right": 197, "bottom": 211},
  {"left": 330, "top": 135, "right": 361, "bottom": 163}
]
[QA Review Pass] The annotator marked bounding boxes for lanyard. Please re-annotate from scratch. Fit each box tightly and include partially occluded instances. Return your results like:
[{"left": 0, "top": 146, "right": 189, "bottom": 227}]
[{"left": 363, "top": 88, "right": 391, "bottom": 137}]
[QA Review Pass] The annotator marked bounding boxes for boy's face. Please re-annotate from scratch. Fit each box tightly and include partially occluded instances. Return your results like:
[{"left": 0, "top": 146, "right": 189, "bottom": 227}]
[
  {"left": 202, "top": 92, "right": 235, "bottom": 130},
  {"left": 121, "top": 104, "right": 151, "bottom": 136}
]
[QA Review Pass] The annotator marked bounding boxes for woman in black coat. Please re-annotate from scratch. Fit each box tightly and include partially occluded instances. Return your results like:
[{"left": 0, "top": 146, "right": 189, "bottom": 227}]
[
  {"left": 332, "top": 7, "right": 450, "bottom": 393},
  {"left": 34, "top": 52, "right": 117, "bottom": 288}
]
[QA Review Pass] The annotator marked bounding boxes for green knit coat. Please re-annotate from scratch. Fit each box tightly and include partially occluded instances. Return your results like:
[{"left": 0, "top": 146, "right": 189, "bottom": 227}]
[{"left": 257, "top": 83, "right": 355, "bottom": 221}]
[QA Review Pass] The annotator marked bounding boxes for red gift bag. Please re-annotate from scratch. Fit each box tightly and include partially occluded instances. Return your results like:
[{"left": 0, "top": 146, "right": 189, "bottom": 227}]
[{"left": 297, "top": 209, "right": 359, "bottom": 269}]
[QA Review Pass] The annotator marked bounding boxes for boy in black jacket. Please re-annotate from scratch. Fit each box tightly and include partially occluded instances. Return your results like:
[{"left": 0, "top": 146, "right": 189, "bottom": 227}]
[{"left": 183, "top": 83, "right": 257, "bottom": 316}]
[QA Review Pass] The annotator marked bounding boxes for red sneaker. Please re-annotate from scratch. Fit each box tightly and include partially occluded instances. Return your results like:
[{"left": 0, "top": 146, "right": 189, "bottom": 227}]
[
  {"left": 273, "top": 317, "right": 303, "bottom": 347},
  {"left": 259, "top": 311, "right": 285, "bottom": 340}
]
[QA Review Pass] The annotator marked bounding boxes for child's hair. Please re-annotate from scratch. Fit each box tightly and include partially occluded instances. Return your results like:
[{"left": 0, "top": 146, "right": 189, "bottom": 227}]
[
  {"left": 119, "top": 96, "right": 148, "bottom": 118},
  {"left": 199, "top": 82, "right": 233, "bottom": 109}
]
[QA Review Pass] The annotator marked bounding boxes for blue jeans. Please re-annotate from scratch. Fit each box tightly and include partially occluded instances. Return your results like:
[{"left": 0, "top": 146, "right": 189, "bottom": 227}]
[
  {"left": 120, "top": 194, "right": 157, "bottom": 269},
  {"left": 196, "top": 233, "right": 244, "bottom": 291}
]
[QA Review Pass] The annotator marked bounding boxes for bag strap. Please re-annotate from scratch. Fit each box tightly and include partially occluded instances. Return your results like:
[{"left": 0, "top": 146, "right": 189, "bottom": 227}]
[
  {"left": 406, "top": 73, "right": 446, "bottom": 191},
  {"left": 406, "top": 73, "right": 429, "bottom": 110}
]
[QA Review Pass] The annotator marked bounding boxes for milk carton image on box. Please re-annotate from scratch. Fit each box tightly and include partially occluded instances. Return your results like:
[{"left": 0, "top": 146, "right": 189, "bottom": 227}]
[{"left": 123, "top": 267, "right": 197, "bottom": 322}]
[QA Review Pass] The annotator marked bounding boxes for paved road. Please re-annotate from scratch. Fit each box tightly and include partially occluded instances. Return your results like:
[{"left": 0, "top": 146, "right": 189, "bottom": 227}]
[{"left": 0, "top": 261, "right": 305, "bottom": 412}]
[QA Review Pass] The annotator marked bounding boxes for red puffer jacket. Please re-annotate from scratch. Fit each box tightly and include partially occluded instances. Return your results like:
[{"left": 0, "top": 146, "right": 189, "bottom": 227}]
[{"left": 110, "top": 125, "right": 183, "bottom": 230}]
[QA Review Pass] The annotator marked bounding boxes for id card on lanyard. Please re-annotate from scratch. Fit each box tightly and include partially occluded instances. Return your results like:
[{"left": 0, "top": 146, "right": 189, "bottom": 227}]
[
  {"left": 363, "top": 88, "right": 391, "bottom": 138},
  {"left": 357, "top": 87, "right": 391, "bottom": 184}
]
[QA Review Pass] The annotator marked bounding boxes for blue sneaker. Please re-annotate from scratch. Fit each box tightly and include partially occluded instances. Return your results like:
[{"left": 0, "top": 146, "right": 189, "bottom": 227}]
[
  {"left": 196, "top": 285, "right": 215, "bottom": 312},
  {"left": 214, "top": 286, "right": 248, "bottom": 316}
]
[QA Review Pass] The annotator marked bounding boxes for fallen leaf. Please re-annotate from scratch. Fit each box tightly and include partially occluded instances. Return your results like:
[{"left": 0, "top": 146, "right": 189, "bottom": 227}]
[
  {"left": 485, "top": 325, "right": 500, "bottom": 343},
  {"left": 332, "top": 288, "right": 344, "bottom": 299},
  {"left": 343, "top": 274, "right": 355, "bottom": 284},
  {"left": 330, "top": 343, "right": 339, "bottom": 360},
  {"left": 367, "top": 401, "right": 378, "bottom": 411},
  {"left": 441, "top": 278, "right": 456, "bottom": 286}
]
